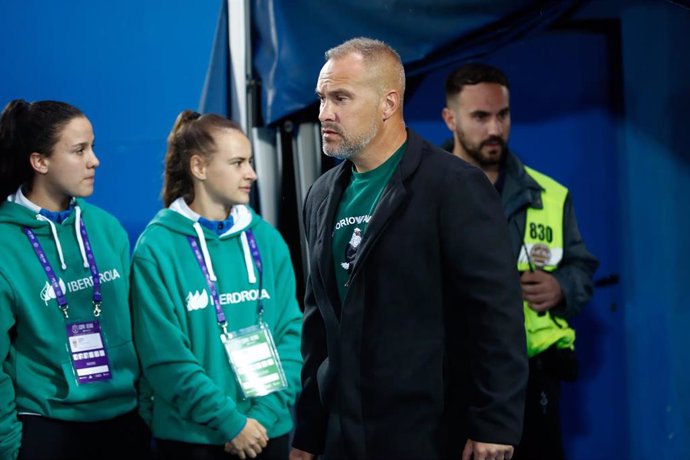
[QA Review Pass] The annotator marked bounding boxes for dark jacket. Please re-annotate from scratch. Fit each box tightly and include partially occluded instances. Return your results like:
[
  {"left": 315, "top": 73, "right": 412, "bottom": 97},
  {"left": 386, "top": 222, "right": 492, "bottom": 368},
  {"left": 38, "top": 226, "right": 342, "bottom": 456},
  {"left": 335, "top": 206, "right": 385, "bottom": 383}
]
[
  {"left": 293, "top": 130, "right": 528, "bottom": 459},
  {"left": 500, "top": 151, "right": 599, "bottom": 319}
]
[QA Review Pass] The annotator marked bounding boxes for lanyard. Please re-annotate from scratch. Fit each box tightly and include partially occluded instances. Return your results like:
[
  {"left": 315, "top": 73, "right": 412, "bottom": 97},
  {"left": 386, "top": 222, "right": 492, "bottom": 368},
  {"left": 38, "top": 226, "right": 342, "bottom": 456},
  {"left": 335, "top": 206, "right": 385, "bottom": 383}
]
[
  {"left": 187, "top": 229, "right": 264, "bottom": 335},
  {"left": 245, "top": 230, "right": 264, "bottom": 320},
  {"left": 24, "top": 219, "right": 102, "bottom": 319},
  {"left": 188, "top": 236, "right": 227, "bottom": 334}
]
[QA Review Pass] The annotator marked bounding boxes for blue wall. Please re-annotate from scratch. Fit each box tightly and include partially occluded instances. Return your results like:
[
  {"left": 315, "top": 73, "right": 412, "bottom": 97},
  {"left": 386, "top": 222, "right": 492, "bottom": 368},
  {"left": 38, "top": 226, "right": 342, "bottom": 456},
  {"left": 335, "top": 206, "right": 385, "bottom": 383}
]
[
  {"left": 0, "top": 0, "right": 220, "bottom": 245},
  {"left": 618, "top": 2, "right": 690, "bottom": 458}
]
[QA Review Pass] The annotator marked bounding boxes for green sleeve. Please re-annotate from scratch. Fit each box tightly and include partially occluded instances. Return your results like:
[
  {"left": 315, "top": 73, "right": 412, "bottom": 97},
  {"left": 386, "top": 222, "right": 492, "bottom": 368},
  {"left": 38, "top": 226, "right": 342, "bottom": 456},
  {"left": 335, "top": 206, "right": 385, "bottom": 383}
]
[
  {"left": 137, "top": 375, "right": 154, "bottom": 427},
  {"left": 0, "top": 271, "right": 21, "bottom": 460},
  {"left": 246, "top": 238, "right": 303, "bottom": 429},
  {"left": 130, "top": 256, "right": 247, "bottom": 440}
]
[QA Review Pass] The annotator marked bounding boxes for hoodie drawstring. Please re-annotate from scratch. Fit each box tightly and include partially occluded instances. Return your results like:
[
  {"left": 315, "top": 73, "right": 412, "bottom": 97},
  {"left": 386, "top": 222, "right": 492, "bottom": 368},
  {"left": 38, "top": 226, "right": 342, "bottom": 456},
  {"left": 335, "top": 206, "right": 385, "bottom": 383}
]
[
  {"left": 35, "top": 206, "right": 89, "bottom": 271},
  {"left": 36, "top": 214, "right": 67, "bottom": 270},
  {"left": 193, "top": 222, "right": 218, "bottom": 282},
  {"left": 192, "top": 223, "right": 257, "bottom": 285},
  {"left": 74, "top": 206, "right": 89, "bottom": 268}
]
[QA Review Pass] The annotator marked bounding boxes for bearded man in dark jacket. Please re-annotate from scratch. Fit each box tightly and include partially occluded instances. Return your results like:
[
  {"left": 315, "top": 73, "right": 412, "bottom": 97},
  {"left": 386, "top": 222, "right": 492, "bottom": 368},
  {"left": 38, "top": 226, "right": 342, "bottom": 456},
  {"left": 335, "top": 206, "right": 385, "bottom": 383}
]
[
  {"left": 290, "top": 38, "right": 528, "bottom": 460},
  {"left": 442, "top": 63, "right": 599, "bottom": 460}
]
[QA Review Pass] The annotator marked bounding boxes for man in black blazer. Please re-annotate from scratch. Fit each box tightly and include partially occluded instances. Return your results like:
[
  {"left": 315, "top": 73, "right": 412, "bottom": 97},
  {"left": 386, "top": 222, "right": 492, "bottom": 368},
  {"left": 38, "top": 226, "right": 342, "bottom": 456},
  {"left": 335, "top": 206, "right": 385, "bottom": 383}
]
[{"left": 290, "top": 37, "right": 528, "bottom": 460}]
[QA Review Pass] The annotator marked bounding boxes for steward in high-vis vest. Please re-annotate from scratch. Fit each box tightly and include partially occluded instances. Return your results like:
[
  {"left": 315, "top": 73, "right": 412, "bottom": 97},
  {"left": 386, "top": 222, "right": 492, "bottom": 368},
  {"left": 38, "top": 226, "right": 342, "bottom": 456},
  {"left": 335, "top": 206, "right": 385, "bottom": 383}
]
[
  {"left": 442, "top": 61, "right": 599, "bottom": 460},
  {"left": 498, "top": 153, "right": 598, "bottom": 356},
  {"left": 497, "top": 150, "right": 599, "bottom": 460},
  {"left": 516, "top": 165, "right": 575, "bottom": 358}
]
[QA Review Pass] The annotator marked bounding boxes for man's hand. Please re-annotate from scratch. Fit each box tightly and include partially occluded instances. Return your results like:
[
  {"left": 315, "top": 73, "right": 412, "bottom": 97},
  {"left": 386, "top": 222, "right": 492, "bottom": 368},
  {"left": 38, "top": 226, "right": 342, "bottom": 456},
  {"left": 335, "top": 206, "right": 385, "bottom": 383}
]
[
  {"left": 520, "top": 270, "right": 563, "bottom": 312},
  {"left": 462, "top": 439, "right": 514, "bottom": 460},
  {"left": 224, "top": 418, "right": 268, "bottom": 459},
  {"left": 289, "top": 447, "right": 316, "bottom": 460}
]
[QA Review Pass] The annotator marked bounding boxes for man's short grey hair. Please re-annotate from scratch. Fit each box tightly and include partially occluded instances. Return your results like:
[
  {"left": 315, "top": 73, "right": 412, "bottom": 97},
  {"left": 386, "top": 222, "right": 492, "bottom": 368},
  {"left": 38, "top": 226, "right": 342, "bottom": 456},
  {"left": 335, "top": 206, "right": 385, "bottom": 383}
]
[{"left": 325, "top": 37, "right": 406, "bottom": 96}]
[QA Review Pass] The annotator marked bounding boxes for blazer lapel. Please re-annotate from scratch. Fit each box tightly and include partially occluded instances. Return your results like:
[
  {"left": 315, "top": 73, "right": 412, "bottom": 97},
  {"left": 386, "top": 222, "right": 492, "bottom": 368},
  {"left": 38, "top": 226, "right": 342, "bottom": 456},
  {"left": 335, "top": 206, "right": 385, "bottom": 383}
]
[
  {"left": 313, "top": 162, "right": 352, "bottom": 321},
  {"left": 350, "top": 169, "right": 406, "bottom": 272},
  {"left": 350, "top": 130, "right": 422, "bottom": 275}
]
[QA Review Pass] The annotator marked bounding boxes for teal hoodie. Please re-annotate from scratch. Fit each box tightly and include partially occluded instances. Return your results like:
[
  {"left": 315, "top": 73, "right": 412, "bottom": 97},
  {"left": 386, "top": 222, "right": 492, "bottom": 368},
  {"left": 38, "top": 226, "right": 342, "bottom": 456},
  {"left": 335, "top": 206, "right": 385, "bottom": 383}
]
[
  {"left": 130, "top": 198, "right": 302, "bottom": 445},
  {"left": 0, "top": 191, "right": 138, "bottom": 460}
]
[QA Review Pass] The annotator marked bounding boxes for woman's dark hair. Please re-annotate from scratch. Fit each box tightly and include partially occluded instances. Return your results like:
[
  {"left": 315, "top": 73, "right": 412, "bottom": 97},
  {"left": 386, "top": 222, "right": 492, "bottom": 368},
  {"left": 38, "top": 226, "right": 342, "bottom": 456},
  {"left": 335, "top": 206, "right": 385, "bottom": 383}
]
[
  {"left": 0, "top": 99, "right": 84, "bottom": 200},
  {"left": 162, "top": 110, "right": 243, "bottom": 207}
]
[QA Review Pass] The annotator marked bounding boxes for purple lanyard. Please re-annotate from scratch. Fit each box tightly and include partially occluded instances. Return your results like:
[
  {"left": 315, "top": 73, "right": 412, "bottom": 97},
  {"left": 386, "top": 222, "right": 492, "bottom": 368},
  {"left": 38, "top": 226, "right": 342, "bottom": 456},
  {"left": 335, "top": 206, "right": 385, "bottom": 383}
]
[
  {"left": 187, "top": 229, "right": 264, "bottom": 332},
  {"left": 79, "top": 218, "right": 103, "bottom": 313},
  {"left": 245, "top": 230, "right": 265, "bottom": 319},
  {"left": 187, "top": 236, "right": 227, "bottom": 332},
  {"left": 24, "top": 219, "right": 102, "bottom": 319}
]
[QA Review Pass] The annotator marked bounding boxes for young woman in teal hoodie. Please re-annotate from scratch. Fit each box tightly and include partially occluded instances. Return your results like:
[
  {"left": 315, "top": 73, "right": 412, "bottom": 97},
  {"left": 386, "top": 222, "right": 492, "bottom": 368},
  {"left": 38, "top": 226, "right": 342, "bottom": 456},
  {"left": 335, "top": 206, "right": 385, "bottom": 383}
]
[
  {"left": 130, "top": 110, "right": 303, "bottom": 460},
  {"left": 0, "top": 100, "right": 151, "bottom": 459}
]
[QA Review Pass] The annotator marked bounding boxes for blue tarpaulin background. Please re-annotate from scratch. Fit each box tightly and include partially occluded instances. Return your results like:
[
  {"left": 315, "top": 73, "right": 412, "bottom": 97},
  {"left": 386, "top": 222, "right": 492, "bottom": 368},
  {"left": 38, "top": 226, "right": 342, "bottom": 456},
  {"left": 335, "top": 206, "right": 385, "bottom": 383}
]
[{"left": 202, "top": 0, "right": 583, "bottom": 125}]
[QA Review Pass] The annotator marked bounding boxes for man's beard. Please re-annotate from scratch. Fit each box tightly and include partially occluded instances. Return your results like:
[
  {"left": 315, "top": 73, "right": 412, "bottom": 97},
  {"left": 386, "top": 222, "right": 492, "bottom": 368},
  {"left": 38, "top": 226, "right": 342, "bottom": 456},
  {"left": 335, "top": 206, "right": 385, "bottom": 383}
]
[
  {"left": 457, "top": 133, "right": 506, "bottom": 167},
  {"left": 322, "top": 121, "right": 378, "bottom": 160}
]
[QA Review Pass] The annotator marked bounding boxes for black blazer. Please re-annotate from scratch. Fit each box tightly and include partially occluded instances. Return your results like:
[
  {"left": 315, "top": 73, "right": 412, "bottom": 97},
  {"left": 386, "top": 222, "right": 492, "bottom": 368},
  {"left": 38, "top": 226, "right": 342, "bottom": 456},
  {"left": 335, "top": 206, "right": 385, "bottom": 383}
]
[{"left": 293, "top": 129, "right": 528, "bottom": 459}]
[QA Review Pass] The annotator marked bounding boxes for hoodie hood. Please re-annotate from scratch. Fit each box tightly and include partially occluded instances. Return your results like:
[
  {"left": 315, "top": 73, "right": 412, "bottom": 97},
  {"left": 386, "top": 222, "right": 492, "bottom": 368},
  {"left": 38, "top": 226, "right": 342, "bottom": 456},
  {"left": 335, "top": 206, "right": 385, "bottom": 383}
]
[
  {"left": 0, "top": 188, "right": 89, "bottom": 271},
  {"left": 146, "top": 197, "right": 259, "bottom": 284},
  {"left": 0, "top": 188, "right": 76, "bottom": 228},
  {"left": 165, "top": 197, "right": 254, "bottom": 237}
]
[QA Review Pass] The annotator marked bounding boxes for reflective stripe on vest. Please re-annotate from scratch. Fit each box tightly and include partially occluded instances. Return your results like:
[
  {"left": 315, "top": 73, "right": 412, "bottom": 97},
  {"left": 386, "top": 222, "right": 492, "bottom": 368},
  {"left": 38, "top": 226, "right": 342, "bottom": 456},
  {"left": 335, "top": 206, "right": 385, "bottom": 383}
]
[{"left": 519, "top": 167, "right": 575, "bottom": 357}]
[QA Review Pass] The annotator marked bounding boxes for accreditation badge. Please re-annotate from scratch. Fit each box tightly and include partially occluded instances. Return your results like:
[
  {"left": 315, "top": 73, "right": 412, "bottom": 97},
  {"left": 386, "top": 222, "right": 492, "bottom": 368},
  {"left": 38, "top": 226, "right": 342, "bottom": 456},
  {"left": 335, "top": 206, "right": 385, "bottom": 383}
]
[
  {"left": 66, "top": 320, "right": 112, "bottom": 384},
  {"left": 221, "top": 323, "right": 288, "bottom": 398}
]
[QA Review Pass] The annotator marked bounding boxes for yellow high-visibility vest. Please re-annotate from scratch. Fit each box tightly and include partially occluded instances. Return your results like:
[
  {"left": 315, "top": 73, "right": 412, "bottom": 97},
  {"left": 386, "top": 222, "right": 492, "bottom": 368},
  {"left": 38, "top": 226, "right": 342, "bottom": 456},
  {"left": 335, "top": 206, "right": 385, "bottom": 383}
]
[{"left": 517, "top": 167, "right": 575, "bottom": 357}]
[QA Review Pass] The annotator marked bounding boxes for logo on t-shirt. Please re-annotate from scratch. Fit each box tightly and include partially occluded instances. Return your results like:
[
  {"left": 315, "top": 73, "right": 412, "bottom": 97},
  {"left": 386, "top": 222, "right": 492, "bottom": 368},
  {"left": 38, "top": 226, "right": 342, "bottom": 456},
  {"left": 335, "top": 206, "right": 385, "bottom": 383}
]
[
  {"left": 334, "top": 215, "right": 371, "bottom": 231},
  {"left": 340, "top": 227, "right": 363, "bottom": 271}
]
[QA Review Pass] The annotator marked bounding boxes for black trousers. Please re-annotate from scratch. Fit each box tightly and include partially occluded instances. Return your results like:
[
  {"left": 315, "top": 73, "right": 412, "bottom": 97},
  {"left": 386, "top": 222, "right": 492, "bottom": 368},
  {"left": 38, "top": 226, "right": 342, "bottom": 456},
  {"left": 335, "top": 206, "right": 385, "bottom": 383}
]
[
  {"left": 513, "top": 348, "right": 572, "bottom": 460},
  {"left": 155, "top": 433, "right": 290, "bottom": 460},
  {"left": 18, "top": 410, "right": 152, "bottom": 460}
]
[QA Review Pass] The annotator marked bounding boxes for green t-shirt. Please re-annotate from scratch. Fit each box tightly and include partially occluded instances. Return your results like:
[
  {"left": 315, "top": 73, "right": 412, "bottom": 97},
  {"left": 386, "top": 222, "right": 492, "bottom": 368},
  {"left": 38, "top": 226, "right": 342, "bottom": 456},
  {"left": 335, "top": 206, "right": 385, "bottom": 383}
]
[{"left": 332, "top": 143, "right": 406, "bottom": 303}]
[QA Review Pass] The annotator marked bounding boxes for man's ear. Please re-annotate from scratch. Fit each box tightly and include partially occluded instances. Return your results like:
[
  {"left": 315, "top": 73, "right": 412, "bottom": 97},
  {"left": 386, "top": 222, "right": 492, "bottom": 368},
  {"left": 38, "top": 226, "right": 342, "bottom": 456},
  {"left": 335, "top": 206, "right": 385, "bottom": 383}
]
[
  {"left": 29, "top": 152, "right": 49, "bottom": 175},
  {"left": 189, "top": 154, "right": 207, "bottom": 180},
  {"left": 441, "top": 107, "right": 457, "bottom": 132},
  {"left": 382, "top": 90, "right": 401, "bottom": 121}
]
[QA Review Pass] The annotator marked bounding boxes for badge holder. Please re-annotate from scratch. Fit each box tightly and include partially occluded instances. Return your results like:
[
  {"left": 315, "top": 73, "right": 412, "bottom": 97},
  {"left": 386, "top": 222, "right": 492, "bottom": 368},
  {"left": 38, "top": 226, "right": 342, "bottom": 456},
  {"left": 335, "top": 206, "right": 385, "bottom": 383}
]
[
  {"left": 221, "top": 323, "right": 288, "bottom": 399},
  {"left": 66, "top": 319, "right": 112, "bottom": 384}
]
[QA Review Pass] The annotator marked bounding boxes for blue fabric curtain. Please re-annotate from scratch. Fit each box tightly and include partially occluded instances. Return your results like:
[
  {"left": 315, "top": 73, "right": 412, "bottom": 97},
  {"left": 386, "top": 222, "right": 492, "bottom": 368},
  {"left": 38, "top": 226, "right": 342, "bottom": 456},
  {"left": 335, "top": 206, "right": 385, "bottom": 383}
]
[
  {"left": 199, "top": 0, "right": 230, "bottom": 115},
  {"left": 199, "top": 0, "right": 587, "bottom": 124}
]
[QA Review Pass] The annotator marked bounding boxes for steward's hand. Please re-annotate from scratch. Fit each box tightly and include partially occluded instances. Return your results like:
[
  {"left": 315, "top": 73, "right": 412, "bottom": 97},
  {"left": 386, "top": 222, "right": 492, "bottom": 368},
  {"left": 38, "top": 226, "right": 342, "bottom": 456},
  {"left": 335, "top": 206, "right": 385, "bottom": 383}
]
[
  {"left": 289, "top": 447, "right": 316, "bottom": 460},
  {"left": 520, "top": 270, "right": 563, "bottom": 312}
]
